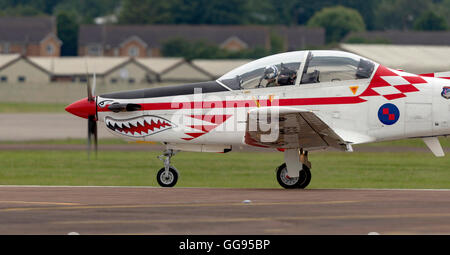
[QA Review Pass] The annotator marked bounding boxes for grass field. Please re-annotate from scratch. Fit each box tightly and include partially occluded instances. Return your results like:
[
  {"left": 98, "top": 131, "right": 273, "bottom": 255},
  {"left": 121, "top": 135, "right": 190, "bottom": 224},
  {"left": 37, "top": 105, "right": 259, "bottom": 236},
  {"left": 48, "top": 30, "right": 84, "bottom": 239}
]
[{"left": 0, "top": 149, "right": 449, "bottom": 189}]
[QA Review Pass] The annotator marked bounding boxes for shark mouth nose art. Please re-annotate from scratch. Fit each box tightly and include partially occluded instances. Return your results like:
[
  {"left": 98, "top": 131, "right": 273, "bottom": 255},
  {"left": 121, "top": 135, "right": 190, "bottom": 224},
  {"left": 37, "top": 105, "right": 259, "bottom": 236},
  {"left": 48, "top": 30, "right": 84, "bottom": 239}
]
[{"left": 106, "top": 115, "right": 175, "bottom": 137}]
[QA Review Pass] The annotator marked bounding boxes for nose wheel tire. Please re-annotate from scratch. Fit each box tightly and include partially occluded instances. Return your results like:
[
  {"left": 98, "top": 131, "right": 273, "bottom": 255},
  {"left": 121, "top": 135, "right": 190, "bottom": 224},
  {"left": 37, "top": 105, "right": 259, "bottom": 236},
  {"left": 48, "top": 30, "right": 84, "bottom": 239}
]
[
  {"left": 157, "top": 166, "right": 179, "bottom": 187},
  {"left": 276, "top": 163, "right": 311, "bottom": 189}
]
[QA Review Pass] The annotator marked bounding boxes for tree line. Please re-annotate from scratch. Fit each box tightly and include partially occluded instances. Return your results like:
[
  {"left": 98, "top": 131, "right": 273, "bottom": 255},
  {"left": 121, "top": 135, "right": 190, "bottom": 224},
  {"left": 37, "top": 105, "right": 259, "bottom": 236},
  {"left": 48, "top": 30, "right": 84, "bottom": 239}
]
[{"left": 2, "top": 0, "right": 449, "bottom": 30}]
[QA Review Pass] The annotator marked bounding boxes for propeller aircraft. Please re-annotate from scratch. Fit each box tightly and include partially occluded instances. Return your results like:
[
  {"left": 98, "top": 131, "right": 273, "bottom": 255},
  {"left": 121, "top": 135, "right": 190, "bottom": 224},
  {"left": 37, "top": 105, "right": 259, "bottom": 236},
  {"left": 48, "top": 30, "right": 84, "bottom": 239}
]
[{"left": 66, "top": 50, "right": 450, "bottom": 189}]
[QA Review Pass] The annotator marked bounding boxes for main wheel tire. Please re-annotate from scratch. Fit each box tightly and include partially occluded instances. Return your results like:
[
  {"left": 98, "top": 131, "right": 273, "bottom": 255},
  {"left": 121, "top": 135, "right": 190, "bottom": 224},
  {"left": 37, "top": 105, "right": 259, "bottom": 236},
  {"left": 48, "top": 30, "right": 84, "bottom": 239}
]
[
  {"left": 297, "top": 165, "right": 311, "bottom": 189},
  {"left": 276, "top": 163, "right": 311, "bottom": 189},
  {"left": 157, "top": 166, "right": 179, "bottom": 187}
]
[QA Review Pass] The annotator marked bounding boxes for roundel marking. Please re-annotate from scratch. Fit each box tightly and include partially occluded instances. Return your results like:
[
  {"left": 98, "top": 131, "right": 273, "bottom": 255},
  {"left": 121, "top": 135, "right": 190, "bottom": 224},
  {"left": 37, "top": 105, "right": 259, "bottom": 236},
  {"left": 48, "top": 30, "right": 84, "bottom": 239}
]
[{"left": 378, "top": 103, "right": 400, "bottom": 125}]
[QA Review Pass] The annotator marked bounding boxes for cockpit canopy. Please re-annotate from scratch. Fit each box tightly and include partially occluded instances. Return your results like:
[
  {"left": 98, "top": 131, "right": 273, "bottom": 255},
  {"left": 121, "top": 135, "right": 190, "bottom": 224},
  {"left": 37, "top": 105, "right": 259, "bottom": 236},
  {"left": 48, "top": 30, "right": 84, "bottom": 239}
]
[{"left": 218, "top": 50, "right": 376, "bottom": 90}]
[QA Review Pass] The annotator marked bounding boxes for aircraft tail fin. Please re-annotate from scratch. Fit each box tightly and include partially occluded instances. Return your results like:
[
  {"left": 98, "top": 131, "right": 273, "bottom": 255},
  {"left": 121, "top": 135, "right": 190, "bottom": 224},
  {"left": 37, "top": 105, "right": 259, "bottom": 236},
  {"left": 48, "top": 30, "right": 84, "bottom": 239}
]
[{"left": 419, "top": 71, "right": 450, "bottom": 80}]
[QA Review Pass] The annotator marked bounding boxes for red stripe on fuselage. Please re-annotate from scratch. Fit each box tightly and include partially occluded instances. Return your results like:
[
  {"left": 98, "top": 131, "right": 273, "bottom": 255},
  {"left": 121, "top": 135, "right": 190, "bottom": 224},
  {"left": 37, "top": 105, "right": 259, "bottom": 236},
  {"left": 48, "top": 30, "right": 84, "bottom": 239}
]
[{"left": 97, "top": 96, "right": 366, "bottom": 112}]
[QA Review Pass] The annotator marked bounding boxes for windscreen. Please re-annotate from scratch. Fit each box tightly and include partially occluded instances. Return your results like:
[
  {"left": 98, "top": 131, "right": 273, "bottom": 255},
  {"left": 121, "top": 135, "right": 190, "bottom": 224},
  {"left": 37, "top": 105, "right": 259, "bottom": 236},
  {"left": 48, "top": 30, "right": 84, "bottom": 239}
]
[{"left": 218, "top": 51, "right": 306, "bottom": 90}]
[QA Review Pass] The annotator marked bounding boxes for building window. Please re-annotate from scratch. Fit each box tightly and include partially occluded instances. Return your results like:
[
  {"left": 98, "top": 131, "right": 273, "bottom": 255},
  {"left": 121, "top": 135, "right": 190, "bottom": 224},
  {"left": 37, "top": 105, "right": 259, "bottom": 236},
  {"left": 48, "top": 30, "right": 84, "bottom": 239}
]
[
  {"left": 79, "top": 77, "right": 87, "bottom": 83},
  {"left": 18, "top": 76, "right": 26, "bottom": 82},
  {"left": 87, "top": 45, "right": 102, "bottom": 56},
  {"left": 128, "top": 78, "right": 135, "bottom": 84},
  {"left": 0, "top": 76, "right": 7, "bottom": 83},
  {"left": 46, "top": 44, "right": 54, "bottom": 55},
  {"left": 110, "top": 78, "right": 118, "bottom": 84},
  {"left": 128, "top": 46, "right": 139, "bottom": 57}
]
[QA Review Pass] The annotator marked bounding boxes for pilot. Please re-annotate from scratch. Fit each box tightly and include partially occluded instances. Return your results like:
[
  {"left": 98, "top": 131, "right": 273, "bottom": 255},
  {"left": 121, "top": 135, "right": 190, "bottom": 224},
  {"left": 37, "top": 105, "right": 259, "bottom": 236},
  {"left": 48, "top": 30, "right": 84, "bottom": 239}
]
[
  {"left": 277, "top": 63, "right": 299, "bottom": 86},
  {"left": 278, "top": 70, "right": 297, "bottom": 86},
  {"left": 262, "top": 65, "right": 279, "bottom": 87}
]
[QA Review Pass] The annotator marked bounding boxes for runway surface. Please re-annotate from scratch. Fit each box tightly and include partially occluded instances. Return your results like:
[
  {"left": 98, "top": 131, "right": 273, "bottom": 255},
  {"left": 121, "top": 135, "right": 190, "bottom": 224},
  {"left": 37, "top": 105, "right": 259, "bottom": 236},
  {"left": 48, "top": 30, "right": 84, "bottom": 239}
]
[
  {"left": 0, "top": 186, "right": 450, "bottom": 235},
  {"left": 0, "top": 113, "right": 115, "bottom": 141}
]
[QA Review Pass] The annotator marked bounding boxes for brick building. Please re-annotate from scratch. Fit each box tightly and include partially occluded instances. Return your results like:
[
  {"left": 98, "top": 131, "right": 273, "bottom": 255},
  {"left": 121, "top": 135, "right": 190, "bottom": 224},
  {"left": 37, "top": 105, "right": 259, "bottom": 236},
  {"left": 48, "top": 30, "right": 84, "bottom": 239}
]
[
  {"left": 0, "top": 16, "right": 62, "bottom": 57},
  {"left": 78, "top": 25, "right": 325, "bottom": 57}
]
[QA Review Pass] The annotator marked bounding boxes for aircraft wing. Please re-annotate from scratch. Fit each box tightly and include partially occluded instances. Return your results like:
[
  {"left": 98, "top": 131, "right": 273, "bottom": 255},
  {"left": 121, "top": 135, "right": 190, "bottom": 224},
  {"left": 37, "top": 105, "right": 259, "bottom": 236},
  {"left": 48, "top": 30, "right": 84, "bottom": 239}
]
[{"left": 245, "top": 107, "right": 348, "bottom": 151}]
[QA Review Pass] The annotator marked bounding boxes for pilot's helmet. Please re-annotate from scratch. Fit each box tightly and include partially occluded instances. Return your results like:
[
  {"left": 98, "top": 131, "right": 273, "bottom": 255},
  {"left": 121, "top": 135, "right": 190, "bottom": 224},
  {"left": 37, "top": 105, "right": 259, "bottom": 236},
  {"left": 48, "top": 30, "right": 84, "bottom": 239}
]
[{"left": 263, "top": 65, "right": 279, "bottom": 80}]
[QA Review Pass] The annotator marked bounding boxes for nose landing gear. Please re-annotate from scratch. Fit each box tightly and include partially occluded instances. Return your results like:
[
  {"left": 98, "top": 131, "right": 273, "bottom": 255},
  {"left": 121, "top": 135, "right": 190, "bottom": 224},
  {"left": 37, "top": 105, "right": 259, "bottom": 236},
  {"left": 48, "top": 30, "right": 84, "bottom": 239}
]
[{"left": 156, "top": 149, "right": 179, "bottom": 187}]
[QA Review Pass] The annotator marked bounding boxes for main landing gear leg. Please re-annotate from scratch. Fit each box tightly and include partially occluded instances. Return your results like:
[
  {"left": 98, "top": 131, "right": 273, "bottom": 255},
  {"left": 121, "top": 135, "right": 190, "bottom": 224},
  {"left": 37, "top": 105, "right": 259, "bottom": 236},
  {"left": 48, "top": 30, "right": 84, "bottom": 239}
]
[
  {"left": 156, "top": 149, "right": 179, "bottom": 187},
  {"left": 276, "top": 148, "right": 312, "bottom": 189}
]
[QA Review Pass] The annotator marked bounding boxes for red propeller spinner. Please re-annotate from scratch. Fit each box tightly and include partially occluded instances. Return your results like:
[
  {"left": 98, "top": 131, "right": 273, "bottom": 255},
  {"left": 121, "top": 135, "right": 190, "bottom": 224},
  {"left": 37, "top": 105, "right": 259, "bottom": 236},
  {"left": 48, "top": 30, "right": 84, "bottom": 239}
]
[{"left": 65, "top": 97, "right": 97, "bottom": 119}]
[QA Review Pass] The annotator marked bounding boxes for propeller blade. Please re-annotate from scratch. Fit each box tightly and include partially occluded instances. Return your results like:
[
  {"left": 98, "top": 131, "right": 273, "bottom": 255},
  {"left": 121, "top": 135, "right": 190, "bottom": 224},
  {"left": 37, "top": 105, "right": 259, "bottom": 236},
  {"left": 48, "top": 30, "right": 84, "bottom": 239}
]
[
  {"left": 85, "top": 59, "right": 94, "bottom": 102},
  {"left": 93, "top": 117, "right": 98, "bottom": 154},
  {"left": 87, "top": 78, "right": 93, "bottom": 101},
  {"left": 85, "top": 59, "right": 97, "bottom": 157},
  {"left": 92, "top": 71, "right": 96, "bottom": 99},
  {"left": 87, "top": 115, "right": 92, "bottom": 157},
  {"left": 87, "top": 115, "right": 98, "bottom": 157}
]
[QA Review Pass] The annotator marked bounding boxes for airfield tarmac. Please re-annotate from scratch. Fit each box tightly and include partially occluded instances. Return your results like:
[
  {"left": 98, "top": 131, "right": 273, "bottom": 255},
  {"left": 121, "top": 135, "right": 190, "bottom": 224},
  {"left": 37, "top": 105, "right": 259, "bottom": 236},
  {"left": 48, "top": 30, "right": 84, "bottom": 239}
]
[{"left": 0, "top": 186, "right": 450, "bottom": 235}]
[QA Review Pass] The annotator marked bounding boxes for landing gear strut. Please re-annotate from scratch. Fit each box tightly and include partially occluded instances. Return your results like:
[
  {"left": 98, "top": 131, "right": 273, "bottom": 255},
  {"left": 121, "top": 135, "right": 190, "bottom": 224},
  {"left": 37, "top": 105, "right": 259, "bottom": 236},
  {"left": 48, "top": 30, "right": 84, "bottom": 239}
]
[
  {"left": 276, "top": 149, "right": 312, "bottom": 189},
  {"left": 156, "top": 149, "right": 179, "bottom": 187}
]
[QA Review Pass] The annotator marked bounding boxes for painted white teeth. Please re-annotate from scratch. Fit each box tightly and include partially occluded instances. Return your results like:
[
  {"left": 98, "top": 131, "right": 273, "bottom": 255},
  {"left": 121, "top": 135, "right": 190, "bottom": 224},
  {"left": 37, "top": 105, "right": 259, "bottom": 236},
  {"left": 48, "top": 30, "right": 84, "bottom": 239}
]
[
  {"left": 130, "top": 119, "right": 138, "bottom": 127},
  {"left": 107, "top": 116, "right": 173, "bottom": 137}
]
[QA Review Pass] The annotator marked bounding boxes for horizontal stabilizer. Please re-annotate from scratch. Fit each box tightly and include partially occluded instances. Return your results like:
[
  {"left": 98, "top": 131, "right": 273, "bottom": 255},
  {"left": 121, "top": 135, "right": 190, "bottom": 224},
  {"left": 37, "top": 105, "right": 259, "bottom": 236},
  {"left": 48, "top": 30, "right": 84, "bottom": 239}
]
[{"left": 422, "top": 137, "right": 445, "bottom": 157}]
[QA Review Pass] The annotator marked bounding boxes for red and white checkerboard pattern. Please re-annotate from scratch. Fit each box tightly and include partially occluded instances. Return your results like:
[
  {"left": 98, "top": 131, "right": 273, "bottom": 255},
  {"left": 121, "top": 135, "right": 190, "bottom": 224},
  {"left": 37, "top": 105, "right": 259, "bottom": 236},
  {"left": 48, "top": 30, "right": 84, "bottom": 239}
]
[{"left": 359, "top": 66, "right": 425, "bottom": 100}]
